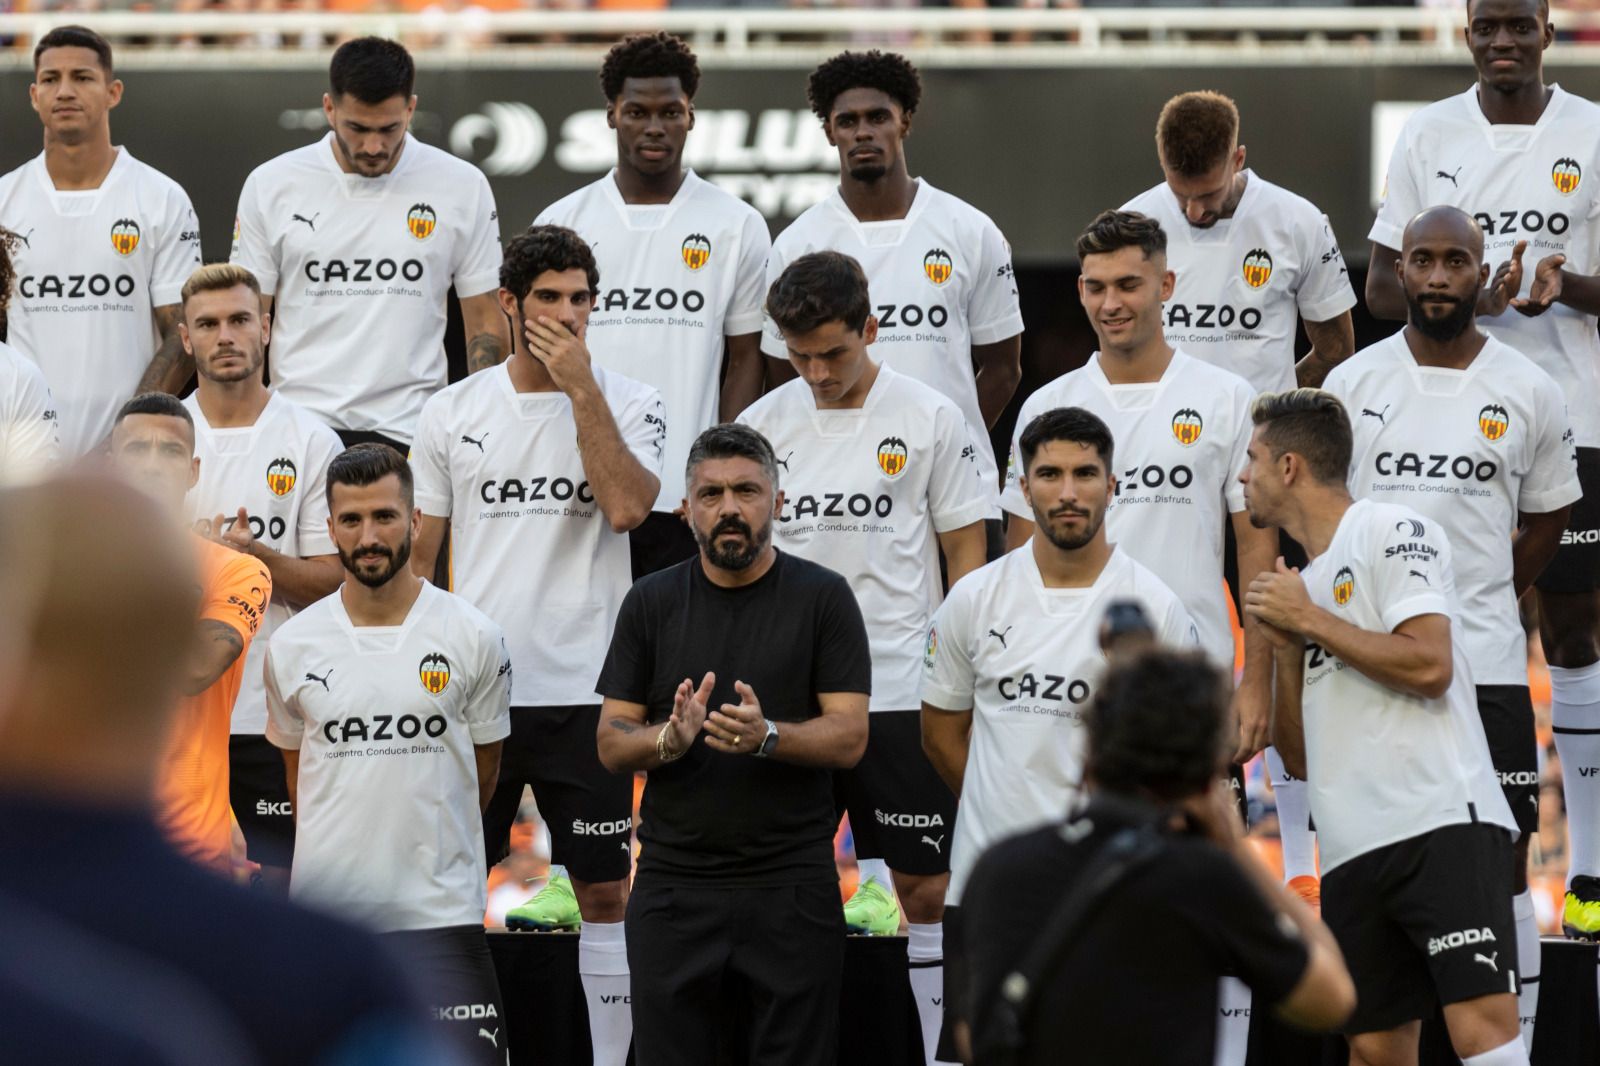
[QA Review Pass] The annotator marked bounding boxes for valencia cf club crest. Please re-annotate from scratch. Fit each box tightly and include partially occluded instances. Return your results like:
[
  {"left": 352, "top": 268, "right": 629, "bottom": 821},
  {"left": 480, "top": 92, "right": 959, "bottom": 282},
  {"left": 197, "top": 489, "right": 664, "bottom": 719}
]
[
  {"left": 1479, "top": 404, "right": 1510, "bottom": 442},
  {"left": 407, "top": 203, "right": 438, "bottom": 241},
  {"left": 266, "top": 457, "right": 298, "bottom": 497},
  {"left": 681, "top": 234, "right": 711, "bottom": 271},
  {"left": 1171, "top": 409, "right": 1204, "bottom": 447},
  {"left": 1553, "top": 158, "right": 1583, "bottom": 196},
  {"left": 877, "top": 437, "right": 909, "bottom": 478},
  {"left": 1333, "top": 566, "right": 1355, "bottom": 607},
  {"left": 923, "top": 249, "right": 953, "bottom": 286},
  {"left": 419, "top": 652, "right": 451, "bottom": 694},
  {"left": 110, "top": 218, "right": 141, "bottom": 257},
  {"left": 1242, "top": 248, "right": 1273, "bottom": 289}
]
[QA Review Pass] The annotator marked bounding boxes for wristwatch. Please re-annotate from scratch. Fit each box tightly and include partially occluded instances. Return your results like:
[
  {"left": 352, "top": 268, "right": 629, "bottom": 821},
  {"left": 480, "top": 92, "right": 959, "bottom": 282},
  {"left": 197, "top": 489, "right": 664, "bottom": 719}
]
[{"left": 753, "top": 719, "right": 780, "bottom": 758}]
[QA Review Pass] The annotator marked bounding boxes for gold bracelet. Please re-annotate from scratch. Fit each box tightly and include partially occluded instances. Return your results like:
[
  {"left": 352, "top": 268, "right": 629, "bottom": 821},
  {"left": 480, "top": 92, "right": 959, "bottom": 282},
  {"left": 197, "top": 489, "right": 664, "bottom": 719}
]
[{"left": 656, "top": 724, "right": 685, "bottom": 764}]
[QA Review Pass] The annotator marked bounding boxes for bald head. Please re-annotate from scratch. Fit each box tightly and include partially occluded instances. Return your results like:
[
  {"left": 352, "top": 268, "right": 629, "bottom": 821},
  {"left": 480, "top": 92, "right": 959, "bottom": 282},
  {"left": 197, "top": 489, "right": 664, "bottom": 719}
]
[
  {"left": 1402, "top": 206, "right": 1485, "bottom": 260},
  {"left": 0, "top": 476, "right": 199, "bottom": 803}
]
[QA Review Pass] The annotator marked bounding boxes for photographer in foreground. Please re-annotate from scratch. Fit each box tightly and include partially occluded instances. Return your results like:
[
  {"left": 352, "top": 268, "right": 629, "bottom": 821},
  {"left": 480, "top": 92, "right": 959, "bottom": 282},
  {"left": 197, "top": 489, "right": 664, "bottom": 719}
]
[{"left": 961, "top": 640, "right": 1354, "bottom": 1066}]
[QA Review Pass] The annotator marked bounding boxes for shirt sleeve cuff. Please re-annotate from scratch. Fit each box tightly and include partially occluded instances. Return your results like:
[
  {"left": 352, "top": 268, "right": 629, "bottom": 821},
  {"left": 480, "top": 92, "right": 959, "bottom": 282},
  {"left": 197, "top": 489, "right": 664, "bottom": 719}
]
[
  {"left": 1367, "top": 221, "right": 1403, "bottom": 251},
  {"left": 970, "top": 312, "right": 1026, "bottom": 347},
  {"left": 919, "top": 683, "right": 974, "bottom": 711},
  {"left": 1298, "top": 288, "right": 1358, "bottom": 324},
  {"left": 454, "top": 271, "right": 501, "bottom": 299},
  {"left": 150, "top": 281, "right": 185, "bottom": 306},
  {"left": 414, "top": 490, "right": 452, "bottom": 515},
  {"left": 932, "top": 498, "right": 994, "bottom": 534},
  {"left": 265, "top": 721, "right": 303, "bottom": 750},
  {"left": 470, "top": 716, "right": 513, "bottom": 745},
  {"left": 1000, "top": 487, "right": 1031, "bottom": 519},
  {"left": 1519, "top": 479, "right": 1584, "bottom": 514},
  {"left": 723, "top": 310, "right": 765, "bottom": 335},
  {"left": 1379, "top": 593, "right": 1452, "bottom": 634},
  {"left": 299, "top": 530, "right": 336, "bottom": 556}
]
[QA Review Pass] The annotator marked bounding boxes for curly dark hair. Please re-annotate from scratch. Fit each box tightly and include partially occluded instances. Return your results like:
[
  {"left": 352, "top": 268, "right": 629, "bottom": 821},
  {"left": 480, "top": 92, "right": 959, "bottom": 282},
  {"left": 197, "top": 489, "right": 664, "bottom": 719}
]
[
  {"left": 0, "top": 227, "right": 16, "bottom": 335},
  {"left": 1085, "top": 647, "right": 1230, "bottom": 803},
  {"left": 500, "top": 225, "right": 599, "bottom": 302},
  {"left": 599, "top": 32, "right": 700, "bottom": 102},
  {"left": 806, "top": 50, "right": 921, "bottom": 122}
]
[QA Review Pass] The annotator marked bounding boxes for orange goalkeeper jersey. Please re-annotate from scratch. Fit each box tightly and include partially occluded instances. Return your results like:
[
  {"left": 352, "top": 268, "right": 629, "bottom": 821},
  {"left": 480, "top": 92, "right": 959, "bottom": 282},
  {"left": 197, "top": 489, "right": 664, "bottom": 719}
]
[{"left": 155, "top": 535, "right": 271, "bottom": 873}]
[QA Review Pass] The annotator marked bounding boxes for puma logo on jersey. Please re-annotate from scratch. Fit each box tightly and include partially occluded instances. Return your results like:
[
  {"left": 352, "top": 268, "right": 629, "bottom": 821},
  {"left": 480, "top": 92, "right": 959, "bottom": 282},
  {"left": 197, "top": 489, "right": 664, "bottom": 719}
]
[
  {"left": 478, "top": 1029, "right": 499, "bottom": 1047},
  {"left": 305, "top": 669, "right": 332, "bottom": 691},
  {"left": 15, "top": 227, "right": 33, "bottom": 249},
  {"left": 776, "top": 450, "right": 794, "bottom": 472},
  {"left": 291, "top": 212, "right": 321, "bottom": 231},
  {"left": 461, "top": 432, "right": 488, "bottom": 452},
  {"left": 1474, "top": 952, "right": 1499, "bottom": 972},
  {"left": 988, "top": 625, "right": 1013, "bottom": 647},
  {"left": 921, "top": 834, "right": 945, "bottom": 853},
  {"left": 1362, "top": 405, "right": 1390, "bottom": 425},
  {"left": 1436, "top": 167, "right": 1463, "bottom": 187},
  {"left": 1409, "top": 570, "right": 1430, "bottom": 585}
]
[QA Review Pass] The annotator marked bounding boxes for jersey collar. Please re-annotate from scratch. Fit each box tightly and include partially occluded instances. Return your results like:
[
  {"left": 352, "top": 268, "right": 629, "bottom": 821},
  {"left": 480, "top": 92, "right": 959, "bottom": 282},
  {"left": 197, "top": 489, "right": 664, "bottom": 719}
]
[
  {"left": 600, "top": 168, "right": 701, "bottom": 230},
  {"left": 330, "top": 578, "right": 437, "bottom": 642},
  {"left": 1464, "top": 82, "right": 1567, "bottom": 135},
  {"left": 826, "top": 177, "right": 935, "bottom": 244},
  {"left": 1084, "top": 347, "right": 1187, "bottom": 402},
  {"left": 318, "top": 131, "right": 419, "bottom": 190},
  {"left": 30, "top": 143, "right": 133, "bottom": 204}
]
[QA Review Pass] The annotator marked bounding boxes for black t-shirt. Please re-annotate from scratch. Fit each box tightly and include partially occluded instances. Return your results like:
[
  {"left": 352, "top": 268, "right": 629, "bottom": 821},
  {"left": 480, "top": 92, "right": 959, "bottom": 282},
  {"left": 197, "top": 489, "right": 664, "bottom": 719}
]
[
  {"left": 963, "top": 799, "right": 1310, "bottom": 1066},
  {"left": 597, "top": 549, "right": 871, "bottom": 887}
]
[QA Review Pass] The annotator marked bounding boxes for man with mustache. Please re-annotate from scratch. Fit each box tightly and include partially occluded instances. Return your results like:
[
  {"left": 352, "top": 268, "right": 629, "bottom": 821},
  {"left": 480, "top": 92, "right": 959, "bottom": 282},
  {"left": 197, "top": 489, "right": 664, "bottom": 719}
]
[
  {"left": 764, "top": 50, "right": 1022, "bottom": 556},
  {"left": 178, "top": 263, "right": 343, "bottom": 893},
  {"left": 595, "top": 422, "right": 871, "bottom": 1066},
  {"left": 230, "top": 36, "right": 508, "bottom": 456},
  {"left": 922, "top": 404, "right": 1196, "bottom": 1061},
  {"left": 263, "top": 443, "right": 513, "bottom": 1064},
  {"left": 1324, "top": 206, "right": 1578, "bottom": 1048}
]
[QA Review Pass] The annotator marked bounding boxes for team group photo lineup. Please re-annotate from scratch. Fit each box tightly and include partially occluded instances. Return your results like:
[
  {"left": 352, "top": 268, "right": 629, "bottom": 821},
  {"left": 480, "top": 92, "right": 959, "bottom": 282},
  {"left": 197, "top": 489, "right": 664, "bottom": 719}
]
[{"left": 4, "top": 1, "right": 1600, "bottom": 1064}]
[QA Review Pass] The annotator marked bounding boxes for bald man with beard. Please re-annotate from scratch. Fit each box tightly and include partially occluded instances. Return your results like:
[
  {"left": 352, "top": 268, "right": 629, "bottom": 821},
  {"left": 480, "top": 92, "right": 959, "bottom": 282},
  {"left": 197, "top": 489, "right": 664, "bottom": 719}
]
[{"left": 0, "top": 475, "right": 454, "bottom": 1066}]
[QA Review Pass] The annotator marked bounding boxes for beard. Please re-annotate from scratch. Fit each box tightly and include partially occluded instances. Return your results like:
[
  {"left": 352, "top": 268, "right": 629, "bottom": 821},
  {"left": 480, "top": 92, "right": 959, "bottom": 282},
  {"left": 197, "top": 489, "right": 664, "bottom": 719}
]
[
  {"left": 694, "top": 513, "right": 770, "bottom": 572},
  {"left": 1406, "top": 291, "right": 1477, "bottom": 342},
  {"left": 201, "top": 345, "right": 263, "bottom": 383},
  {"left": 847, "top": 161, "right": 888, "bottom": 183},
  {"left": 1030, "top": 498, "right": 1103, "bottom": 551},
  {"left": 339, "top": 534, "right": 412, "bottom": 588}
]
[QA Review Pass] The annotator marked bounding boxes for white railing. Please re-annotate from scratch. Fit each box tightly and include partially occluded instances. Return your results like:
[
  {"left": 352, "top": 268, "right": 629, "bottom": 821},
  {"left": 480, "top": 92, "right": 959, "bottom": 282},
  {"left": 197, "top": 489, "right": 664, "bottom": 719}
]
[{"left": 3, "top": 7, "right": 1600, "bottom": 67}]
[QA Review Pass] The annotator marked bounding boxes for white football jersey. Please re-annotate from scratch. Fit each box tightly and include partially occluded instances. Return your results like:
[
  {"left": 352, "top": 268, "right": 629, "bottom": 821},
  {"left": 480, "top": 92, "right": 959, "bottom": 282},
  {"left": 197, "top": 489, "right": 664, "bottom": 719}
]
[
  {"left": 922, "top": 546, "right": 1195, "bottom": 904},
  {"left": 264, "top": 582, "right": 512, "bottom": 932},
  {"left": 1122, "top": 171, "right": 1356, "bottom": 395},
  {"left": 1372, "top": 85, "right": 1600, "bottom": 446},
  {"left": 410, "top": 362, "right": 666, "bottom": 706},
  {"left": 183, "top": 392, "right": 342, "bottom": 733},
  {"left": 736, "top": 366, "right": 995, "bottom": 711},
  {"left": 999, "top": 351, "right": 1254, "bottom": 668},
  {"left": 0, "top": 340, "right": 61, "bottom": 486},
  {"left": 536, "top": 170, "right": 771, "bottom": 509},
  {"left": 0, "top": 149, "right": 201, "bottom": 455},
  {"left": 1298, "top": 499, "right": 1515, "bottom": 872},
  {"left": 1327, "top": 334, "right": 1579, "bottom": 686},
  {"left": 230, "top": 133, "right": 503, "bottom": 442},
  {"left": 763, "top": 181, "right": 1024, "bottom": 495}
]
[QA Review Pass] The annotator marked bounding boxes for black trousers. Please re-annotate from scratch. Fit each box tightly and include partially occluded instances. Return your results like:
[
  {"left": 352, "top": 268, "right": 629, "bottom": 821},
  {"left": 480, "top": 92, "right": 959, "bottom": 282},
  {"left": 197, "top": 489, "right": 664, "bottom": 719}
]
[{"left": 626, "top": 880, "right": 845, "bottom": 1066}]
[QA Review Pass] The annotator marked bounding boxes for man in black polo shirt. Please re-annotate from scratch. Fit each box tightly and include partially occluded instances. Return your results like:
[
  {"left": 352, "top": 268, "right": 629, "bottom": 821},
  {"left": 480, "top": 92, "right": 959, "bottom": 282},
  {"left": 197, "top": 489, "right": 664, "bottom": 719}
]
[
  {"left": 962, "top": 646, "right": 1354, "bottom": 1066},
  {"left": 596, "top": 422, "right": 872, "bottom": 1066}
]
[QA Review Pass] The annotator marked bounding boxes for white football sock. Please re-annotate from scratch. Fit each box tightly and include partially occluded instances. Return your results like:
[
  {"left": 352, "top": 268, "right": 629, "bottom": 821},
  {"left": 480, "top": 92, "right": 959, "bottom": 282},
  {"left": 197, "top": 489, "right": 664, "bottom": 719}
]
[
  {"left": 856, "top": 857, "right": 893, "bottom": 890},
  {"left": 906, "top": 922, "right": 956, "bottom": 1066},
  {"left": 1550, "top": 662, "right": 1600, "bottom": 883},
  {"left": 578, "top": 921, "right": 631, "bottom": 1066},
  {"left": 1461, "top": 1036, "right": 1531, "bottom": 1065},
  {"left": 1265, "top": 746, "right": 1317, "bottom": 883},
  {"left": 1513, "top": 890, "right": 1540, "bottom": 1051},
  {"left": 1213, "top": 977, "right": 1250, "bottom": 1066}
]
